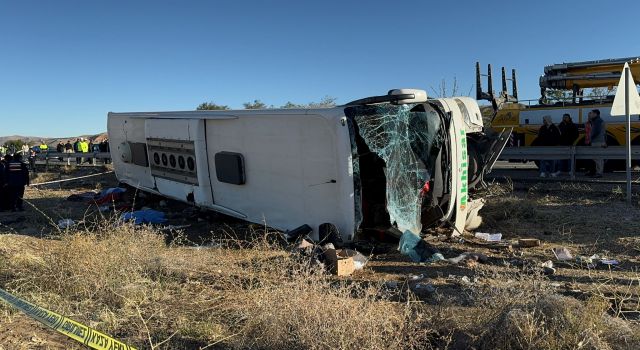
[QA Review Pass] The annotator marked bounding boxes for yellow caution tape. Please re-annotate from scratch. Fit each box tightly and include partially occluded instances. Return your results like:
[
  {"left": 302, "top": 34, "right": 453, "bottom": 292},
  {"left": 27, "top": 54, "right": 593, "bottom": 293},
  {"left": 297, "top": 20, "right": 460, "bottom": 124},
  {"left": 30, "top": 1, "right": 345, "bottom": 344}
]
[{"left": 0, "top": 288, "right": 137, "bottom": 350}]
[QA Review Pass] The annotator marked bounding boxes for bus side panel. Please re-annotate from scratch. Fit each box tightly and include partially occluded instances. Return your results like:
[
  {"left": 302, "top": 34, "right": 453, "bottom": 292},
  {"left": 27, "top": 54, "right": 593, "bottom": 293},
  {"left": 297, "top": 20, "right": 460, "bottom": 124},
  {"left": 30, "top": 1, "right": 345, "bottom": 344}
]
[
  {"left": 107, "top": 114, "right": 156, "bottom": 189},
  {"left": 145, "top": 119, "right": 213, "bottom": 207},
  {"left": 205, "top": 114, "right": 354, "bottom": 240}
]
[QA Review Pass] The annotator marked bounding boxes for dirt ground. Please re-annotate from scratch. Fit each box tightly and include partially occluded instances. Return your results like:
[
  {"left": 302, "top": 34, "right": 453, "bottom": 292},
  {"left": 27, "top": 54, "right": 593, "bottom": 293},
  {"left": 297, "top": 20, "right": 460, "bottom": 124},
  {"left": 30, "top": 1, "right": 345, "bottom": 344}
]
[{"left": 1, "top": 169, "right": 639, "bottom": 349}]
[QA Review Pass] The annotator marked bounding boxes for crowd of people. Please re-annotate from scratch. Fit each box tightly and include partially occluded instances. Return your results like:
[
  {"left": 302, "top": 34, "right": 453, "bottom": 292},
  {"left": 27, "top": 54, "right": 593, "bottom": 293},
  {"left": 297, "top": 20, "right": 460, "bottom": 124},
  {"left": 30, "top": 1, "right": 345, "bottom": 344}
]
[
  {"left": 31, "top": 139, "right": 110, "bottom": 169},
  {"left": 0, "top": 153, "right": 29, "bottom": 212},
  {"left": 538, "top": 109, "right": 606, "bottom": 178},
  {"left": 0, "top": 138, "right": 111, "bottom": 212}
]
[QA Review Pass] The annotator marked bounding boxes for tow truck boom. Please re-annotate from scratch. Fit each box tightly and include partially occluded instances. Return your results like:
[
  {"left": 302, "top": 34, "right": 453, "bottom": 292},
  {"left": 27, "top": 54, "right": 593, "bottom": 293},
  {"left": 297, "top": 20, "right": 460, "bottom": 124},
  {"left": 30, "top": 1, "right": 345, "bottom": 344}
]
[{"left": 540, "top": 56, "right": 640, "bottom": 91}]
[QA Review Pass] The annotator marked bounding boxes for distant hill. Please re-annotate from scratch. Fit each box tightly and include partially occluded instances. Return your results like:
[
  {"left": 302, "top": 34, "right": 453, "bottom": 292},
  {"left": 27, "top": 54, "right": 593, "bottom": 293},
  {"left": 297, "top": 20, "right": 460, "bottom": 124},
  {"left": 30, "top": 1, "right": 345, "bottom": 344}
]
[{"left": 0, "top": 132, "right": 108, "bottom": 147}]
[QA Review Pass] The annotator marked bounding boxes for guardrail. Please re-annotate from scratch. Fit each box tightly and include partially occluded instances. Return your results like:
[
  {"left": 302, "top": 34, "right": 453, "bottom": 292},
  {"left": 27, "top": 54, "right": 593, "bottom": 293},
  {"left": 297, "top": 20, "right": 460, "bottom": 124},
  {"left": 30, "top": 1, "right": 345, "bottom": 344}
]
[
  {"left": 498, "top": 145, "right": 640, "bottom": 178},
  {"left": 31, "top": 152, "right": 112, "bottom": 168},
  {"left": 34, "top": 152, "right": 112, "bottom": 159}
]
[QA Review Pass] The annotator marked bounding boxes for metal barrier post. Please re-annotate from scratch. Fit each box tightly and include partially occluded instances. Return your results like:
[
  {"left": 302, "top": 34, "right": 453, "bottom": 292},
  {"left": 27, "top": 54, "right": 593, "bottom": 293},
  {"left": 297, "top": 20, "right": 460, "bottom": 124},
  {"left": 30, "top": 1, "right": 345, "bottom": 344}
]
[{"left": 570, "top": 146, "right": 576, "bottom": 179}]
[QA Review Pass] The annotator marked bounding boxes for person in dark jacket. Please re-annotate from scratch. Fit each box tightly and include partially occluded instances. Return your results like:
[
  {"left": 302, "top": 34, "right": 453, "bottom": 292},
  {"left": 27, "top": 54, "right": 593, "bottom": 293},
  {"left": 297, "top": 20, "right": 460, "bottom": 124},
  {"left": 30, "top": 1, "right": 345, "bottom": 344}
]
[
  {"left": 0, "top": 157, "right": 6, "bottom": 211},
  {"left": 28, "top": 149, "right": 37, "bottom": 173},
  {"left": 588, "top": 109, "right": 607, "bottom": 178},
  {"left": 73, "top": 138, "right": 81, "bottom": 165},
  {"left": 56, "top": 142, "right": 64, "bottom": 161},
  {"left": 538, "top": 115, "right": 561, "bottom": 177},
  {"left": 6, "top": 153, "right": 29, "bottom": 211},
  {"left": 100, "top": 140, "right": 111, "bottom": 164},
  {"left": 64, "top": 140, "right": 73, "bottom": 165},
  {"left": 558, "top": 113, "right": 579, "bottom": 172}
]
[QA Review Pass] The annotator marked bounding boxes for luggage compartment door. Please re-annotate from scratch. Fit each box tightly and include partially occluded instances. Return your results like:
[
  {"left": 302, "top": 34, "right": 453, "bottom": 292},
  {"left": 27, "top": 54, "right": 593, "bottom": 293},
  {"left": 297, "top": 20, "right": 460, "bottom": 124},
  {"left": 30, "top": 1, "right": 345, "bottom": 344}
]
[{"left": 144, "top": 119, "right": 213, "bottom": 207}]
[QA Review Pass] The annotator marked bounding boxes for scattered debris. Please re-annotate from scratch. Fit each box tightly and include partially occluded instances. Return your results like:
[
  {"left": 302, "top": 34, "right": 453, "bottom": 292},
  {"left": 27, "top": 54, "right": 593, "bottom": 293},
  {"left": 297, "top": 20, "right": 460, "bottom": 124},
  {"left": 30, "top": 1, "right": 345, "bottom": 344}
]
[
  {"left": 398, "top": 230, "right": 444, "bottom": 263},
  {"left": 121, "top": 209, "right": 167, "bottom": 225},
  {"left": 552, "top": 247, "right": 573, "bottom": 261},
  {"left": 66, "top": 191, "right": 98, "bottom": 202},
  {"left": 296, "top": 239, "right": 315, "bottom": 250},
  {"left": 518, "top": 238, "right": 540, "bottom": 248},
  {"left": 600, "top": 258, "right": 619, "bottom": 266},
  {"left": 576, "top": 254, "right": 599, "bottom": 268},
  {"left": 447, "top": 274, "right": 475, "bottom": 284},
  {"left": 447, "top": 252, "right": 488, "bottom": 265},
  {"left": 283, "top": 224, "right": 313, "bottom": 242},
  {"left": 57, "top": 219, "right": 75, "bottom": 229},
  {"left": 336, "top": 249, "right": 368, "bottom": 270},
  {"left": 94, "top": 187, "right": 127, "bottom": 205},
  {"left": 541, "top": 260, "right": 556, "bottom": 275},
  {"left": 474, "top": 232, "right": 502, "bottom": 242},
  {"left": 65, "top": 187, "right": 127, "bottom": 205},
  {"left": 323, "top": 247, "right": 356, "bottom": 276},
  {"left": 410, "top": 274, "right": 425, "bottom": 281},
  {"left": 414, "top": 282, "right": 436, "bottom": 293}
]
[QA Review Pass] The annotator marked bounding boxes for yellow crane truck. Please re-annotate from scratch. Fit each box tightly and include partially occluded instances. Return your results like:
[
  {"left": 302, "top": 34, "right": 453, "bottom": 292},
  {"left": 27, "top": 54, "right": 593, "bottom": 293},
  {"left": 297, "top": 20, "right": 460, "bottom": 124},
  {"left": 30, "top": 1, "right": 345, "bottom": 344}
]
[{"left": 479, "top": 57, "right": 640, "bottom": 150}]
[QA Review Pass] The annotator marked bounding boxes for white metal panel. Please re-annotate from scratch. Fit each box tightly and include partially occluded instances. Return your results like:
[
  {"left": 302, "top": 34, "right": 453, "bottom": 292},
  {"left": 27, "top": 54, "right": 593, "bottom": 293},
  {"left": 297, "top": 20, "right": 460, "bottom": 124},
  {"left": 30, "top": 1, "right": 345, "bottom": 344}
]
[
  {"left": 107, "top": 114, "right": 156, "bottom": 189},
  {"left": 144, "top": 119, "right": 213, "bottom": 206},
  {"left": 205, "top": 112, "right": 355, "bottom": 241},
  {"left": 453, "top": 97, "right": 484, "bottom": 131}
]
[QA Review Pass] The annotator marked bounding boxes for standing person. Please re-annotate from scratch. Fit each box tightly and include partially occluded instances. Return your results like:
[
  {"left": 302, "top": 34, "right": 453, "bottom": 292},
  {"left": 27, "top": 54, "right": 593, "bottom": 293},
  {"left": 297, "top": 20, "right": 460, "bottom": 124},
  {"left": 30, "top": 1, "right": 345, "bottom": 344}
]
[
  {"left": 589, "top": 109, "right": 607, "bottom": 178},
  {"left": 6, "top": 153, "right": 29, "bottom": 211},
  {"left": 558, "top": 113, "right": 579, "bottom": 172},
  {"left": 101, "top": 139, "right": 111, "bottom": 164},
  {"left": 87, "top": 140, "right": 93, "bottom": 164},
  {"left": 0, "top": 156, "right": 6, "bottom": 211},
  {"left": 80, "top": 138, "right": 90, "bottom": 164},
  {"left": 28, "top": 149, "right": 37, "bottom": 173},
  {"left": 73, "top": 138, "right": 81, "bottom": 165},
  {"left": 65, "top": 140, "right": 73, "bottom": 165},
  {"left": 39, "top": 141, "right": 48, "bottom": 155},
  {"left": 56, "top": 142, "right": 64, "bottom": 161},
  {"left": 538, "top": 115, "right": 561, "bottom": 177},
  {"left": 0, "top": 154, "right": 12, "bottom": 211}
]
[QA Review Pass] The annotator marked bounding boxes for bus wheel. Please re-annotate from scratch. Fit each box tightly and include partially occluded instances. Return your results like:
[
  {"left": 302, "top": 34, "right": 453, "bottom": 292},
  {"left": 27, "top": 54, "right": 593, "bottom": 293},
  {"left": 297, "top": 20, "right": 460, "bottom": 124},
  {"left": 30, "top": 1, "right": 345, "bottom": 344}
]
[{"left": 467, "top": 142, "right": 483, "bottom": 189}]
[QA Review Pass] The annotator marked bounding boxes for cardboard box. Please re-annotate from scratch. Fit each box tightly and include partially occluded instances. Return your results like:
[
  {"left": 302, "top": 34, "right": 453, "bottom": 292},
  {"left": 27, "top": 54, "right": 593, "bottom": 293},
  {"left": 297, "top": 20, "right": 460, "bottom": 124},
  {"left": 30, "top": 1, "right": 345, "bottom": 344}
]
[
  {"left": 323, "top": 248, "right": 356, "bottom": 276},
  {"left": 518, "top": 238, "right": 540, "bottom": 248}
]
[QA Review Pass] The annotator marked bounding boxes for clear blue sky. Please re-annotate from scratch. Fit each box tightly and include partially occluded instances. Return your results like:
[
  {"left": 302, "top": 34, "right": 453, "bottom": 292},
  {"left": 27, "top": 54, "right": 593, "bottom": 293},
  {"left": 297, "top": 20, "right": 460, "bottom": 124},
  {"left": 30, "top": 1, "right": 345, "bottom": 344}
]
[{"left": 1, "top": 0, "right": 638, "bottom": 137}]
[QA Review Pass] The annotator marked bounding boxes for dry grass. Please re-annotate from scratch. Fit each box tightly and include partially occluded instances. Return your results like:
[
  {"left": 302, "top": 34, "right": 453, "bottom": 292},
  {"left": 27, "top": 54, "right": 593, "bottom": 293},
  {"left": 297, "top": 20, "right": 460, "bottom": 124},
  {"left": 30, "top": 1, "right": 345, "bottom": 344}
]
[
  {"left": 0, "top": 219, "right": 433, "bottom": 349},
  {"left": 1, "top": 216, "right": 639, "bottom": 349},
  {"left": 1, "top": 178, "right": 640, "bottom": 349},
  {"left": 480, "top": 295, "right": 640, "bottom": 350}
]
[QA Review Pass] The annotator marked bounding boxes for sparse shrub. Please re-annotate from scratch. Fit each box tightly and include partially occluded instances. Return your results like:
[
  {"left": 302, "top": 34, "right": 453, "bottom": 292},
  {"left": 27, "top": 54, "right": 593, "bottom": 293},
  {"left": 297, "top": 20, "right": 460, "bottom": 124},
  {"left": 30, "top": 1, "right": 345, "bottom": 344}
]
[{"left": 480, "top": 295, "right": 640, "bottom": 350}]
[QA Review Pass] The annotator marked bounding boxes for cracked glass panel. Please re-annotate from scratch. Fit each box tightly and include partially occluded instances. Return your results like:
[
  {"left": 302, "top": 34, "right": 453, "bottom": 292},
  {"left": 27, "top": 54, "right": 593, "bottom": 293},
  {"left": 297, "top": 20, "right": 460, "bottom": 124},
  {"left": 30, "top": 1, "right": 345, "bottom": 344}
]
[{"left": 345, "top": 103, "right": 445, "bottom": 234}]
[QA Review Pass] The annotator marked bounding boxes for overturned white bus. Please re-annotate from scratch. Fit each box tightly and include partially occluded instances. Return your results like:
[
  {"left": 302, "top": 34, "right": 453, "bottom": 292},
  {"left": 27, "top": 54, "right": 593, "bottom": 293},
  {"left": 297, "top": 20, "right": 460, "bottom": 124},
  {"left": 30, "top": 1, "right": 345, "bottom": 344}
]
[{"left": 107, "top": 89, "right": 509, "bottom": 242}]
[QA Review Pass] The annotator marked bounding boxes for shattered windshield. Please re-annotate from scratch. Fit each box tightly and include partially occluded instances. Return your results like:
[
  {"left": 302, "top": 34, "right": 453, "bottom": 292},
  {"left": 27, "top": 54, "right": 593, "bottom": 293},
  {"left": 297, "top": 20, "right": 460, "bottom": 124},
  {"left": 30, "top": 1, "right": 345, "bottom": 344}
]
[{"left": 345, "top": 103, "right": 445, "bottom": 234}]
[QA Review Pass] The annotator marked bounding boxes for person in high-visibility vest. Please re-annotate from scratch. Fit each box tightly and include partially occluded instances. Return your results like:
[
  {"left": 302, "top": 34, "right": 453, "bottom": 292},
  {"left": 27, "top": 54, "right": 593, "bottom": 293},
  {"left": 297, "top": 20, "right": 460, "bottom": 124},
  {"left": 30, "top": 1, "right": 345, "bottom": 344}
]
[
  {"left": 39, "top": 141, "right": 49, "bottom": 153},
  {"left": 80, "top": 139, "right": 89, "bottom": 153},
  {"left": 80, "top": 138, "right": 89, "bottom": 164}
]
